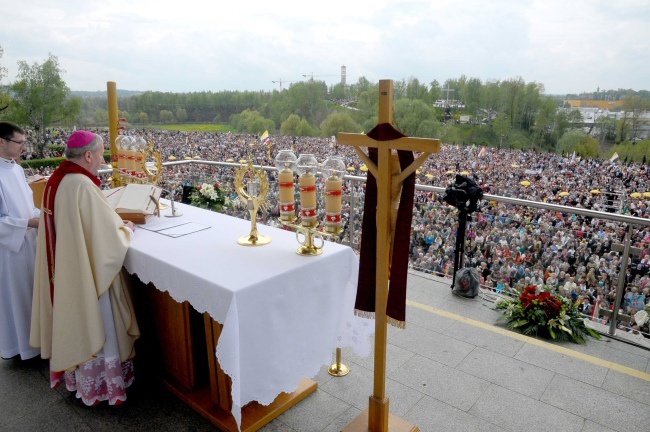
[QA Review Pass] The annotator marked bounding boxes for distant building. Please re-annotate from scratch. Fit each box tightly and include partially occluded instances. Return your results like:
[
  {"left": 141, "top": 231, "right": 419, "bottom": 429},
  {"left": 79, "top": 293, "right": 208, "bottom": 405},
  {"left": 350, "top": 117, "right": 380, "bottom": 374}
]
[{"left": 563, "top": 99, "right": 625, "bottom": 110}]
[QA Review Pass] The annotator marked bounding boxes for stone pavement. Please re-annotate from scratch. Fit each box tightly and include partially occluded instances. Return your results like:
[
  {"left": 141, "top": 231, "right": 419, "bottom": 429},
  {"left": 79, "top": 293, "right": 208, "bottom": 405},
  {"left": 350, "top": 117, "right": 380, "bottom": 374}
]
[{"left": 1, "top": 271, "right": 649, "bottom": 431}]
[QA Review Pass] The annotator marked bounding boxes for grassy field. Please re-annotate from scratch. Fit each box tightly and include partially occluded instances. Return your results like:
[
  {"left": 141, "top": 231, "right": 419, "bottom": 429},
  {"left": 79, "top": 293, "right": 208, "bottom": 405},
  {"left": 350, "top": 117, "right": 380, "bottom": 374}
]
[{"left": 145, "top": 124, "right": 236, "bottom": 133}]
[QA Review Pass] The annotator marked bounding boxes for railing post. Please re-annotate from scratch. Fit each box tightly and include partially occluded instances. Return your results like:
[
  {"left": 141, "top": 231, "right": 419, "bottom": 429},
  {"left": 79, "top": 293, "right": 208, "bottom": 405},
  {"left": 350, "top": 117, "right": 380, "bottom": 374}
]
[{"left": 609, "top": 225, "right": 634, "bottom": 335}]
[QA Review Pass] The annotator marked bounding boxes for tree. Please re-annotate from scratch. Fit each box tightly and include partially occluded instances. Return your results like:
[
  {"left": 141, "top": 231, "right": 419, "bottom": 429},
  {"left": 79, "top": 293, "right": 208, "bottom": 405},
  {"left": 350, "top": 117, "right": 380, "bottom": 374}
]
[
  {"left": 393, "top": 99, "right": 439, "bottom": 138},
  {"left": 594, "top": 115, "right": 617, "bottom": 144},
  {"left": 621, "top": 94, "right": 650, "bottom": 141},
  {"left": 159, "top": 110, "right": 174, "bottom": 123},
  {"left": 175, "top": 107, "right": 188, "bottom": 123},
  {"left": 95, "top": 108, "right": 109, "bottom": 125},
  {"left": 428, "top": 80, "right": 442, "bottom": 103},
  {"left": 230, "top": 109, "right": 274, "bottom": 134},
  {"left": 0, "top": 45, "right": 10, "bottom": 112},
  {"left": 10, "top": 53, "right": 81, "bottom": 155},
  {"left": 557, "top": 130, "right": 600, "bottom": 158},
  {"left": 281, "top": 114, "right": 314, "bottom": 136},
  {"left": 139, "top": 112, "right": 149, "bottom": 124},
  {"left": 320, "top": 112, "right": 360, "bottom": 138}
]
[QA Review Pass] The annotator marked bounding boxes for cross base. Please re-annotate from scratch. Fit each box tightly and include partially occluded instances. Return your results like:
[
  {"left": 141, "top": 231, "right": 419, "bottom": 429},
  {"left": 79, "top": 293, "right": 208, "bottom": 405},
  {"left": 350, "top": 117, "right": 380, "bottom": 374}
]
[{"left": 342, "top": 399, "right": 419, "bottom": 432}]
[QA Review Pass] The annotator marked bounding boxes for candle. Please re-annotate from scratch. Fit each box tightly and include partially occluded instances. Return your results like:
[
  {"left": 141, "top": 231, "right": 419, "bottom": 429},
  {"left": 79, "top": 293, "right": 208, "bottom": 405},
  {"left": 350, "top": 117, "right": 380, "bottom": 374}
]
[
  {"left": 124, "top": 147, "right": 136, "bottom": 177},
  {"left": 299, "top": 173, "right": 317, "bottom": 227},
  {"left": 134, "top": 151, "right": 145, "bottom": 179},
  {"left": 278, "top": 168, "right": 295, "bottom": 221},
  {"left": 117, "top": 146, "right": 127, "bottom": 176},
  {"left": 325, "top": 175, "right": 342, "bottom": 232}
]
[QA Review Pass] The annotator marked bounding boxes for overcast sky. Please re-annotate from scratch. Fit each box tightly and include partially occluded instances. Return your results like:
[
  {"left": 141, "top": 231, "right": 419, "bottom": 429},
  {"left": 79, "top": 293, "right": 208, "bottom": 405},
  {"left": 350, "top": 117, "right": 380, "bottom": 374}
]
[{"left": 1, "top": 0, "right": 648, "bottom": 95}]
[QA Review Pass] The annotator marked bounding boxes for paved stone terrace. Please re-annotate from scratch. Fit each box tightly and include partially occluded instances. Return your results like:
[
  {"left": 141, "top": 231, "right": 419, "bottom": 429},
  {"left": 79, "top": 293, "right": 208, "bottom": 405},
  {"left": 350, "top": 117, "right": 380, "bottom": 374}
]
[{"left": 1, "top": 271, "right": 649, "bottom": 431}]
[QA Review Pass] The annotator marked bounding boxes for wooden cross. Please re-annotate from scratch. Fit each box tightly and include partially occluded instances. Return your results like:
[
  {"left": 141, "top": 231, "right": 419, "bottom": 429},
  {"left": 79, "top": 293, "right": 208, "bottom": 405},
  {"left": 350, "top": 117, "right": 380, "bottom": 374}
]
[{"left": 338, "top": 80, "right": 440, "bottom": 432}]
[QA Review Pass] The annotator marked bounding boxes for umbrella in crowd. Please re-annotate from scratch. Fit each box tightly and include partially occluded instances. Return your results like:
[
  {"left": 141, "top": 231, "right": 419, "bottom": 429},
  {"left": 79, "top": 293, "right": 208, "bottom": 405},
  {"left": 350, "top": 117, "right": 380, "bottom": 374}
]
[
  {"left": 425, "top": 173, "right": 434, "bottom": 179},
  {"left": 521, "top": 180, "right": 531, "bottom": 186},
  {"left": 446, "top": 170, "right": 454, "bottom": 175},
  {"left": 347, "top": 166, "right": 356, "bottom": 171},
  {"left": 226, "top": 158, "right": 234, "bottom": 162},
  {"left": 559, "top": 191, "right": 570, "bottom": 197},
  {"left": 631, "top": 192, "right": 643, "bottom": 199},
  {"left": 590, "top": 189, "right": 601, "bottom": 194},
  {"left": 360, "top": 165, "right": 368, "bottom": 172},
  {"left": 168, "top": 156, "right": 177, "bottom": 161},
  {"left": 644, "top": 192, "right": 650, "bottom": 198}
]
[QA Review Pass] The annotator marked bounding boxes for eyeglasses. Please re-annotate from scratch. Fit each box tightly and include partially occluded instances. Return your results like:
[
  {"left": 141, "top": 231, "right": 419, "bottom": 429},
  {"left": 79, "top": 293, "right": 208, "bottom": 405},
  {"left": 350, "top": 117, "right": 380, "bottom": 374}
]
[{"left": 3, "top": 137, "right": 27, "bottom": 146}]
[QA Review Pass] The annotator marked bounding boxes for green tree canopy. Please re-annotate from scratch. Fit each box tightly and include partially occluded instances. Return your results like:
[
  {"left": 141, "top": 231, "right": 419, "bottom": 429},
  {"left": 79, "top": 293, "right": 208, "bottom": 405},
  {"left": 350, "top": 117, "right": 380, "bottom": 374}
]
[
  {"left": 281, "top": 114, "right": 315, "bottom": 136},
  {"left": 320, "top": 112, "right": 360, "bottom": 138},
  {"left": 394, "top": 99, "right": 440, "bottom": 138},
  {"left": 10, "top": 53, "right": 81, "bottom": 155},
  {"left": 230, "top": 109, "right": 275, "bottom": 134},
  {"left": 557, "top": 130, "right": 600, "bottom": 158}
]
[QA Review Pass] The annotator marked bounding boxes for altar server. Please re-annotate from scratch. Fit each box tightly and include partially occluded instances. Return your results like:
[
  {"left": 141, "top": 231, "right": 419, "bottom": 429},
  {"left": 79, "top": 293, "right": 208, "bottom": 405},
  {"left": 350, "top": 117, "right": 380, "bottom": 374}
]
[
  {"left": 0, "top": 122, "right": 40, "bottom": 360},
  {"left": 30, "top": 130, "right": 140, "bottom": 406}
]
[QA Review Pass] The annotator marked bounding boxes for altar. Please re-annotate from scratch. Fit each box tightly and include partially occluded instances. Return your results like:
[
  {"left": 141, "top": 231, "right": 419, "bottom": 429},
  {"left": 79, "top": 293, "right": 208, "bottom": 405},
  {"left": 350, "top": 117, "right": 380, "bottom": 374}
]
[{"left": 123, "top": 201, "right": 373, "bottom": 431}]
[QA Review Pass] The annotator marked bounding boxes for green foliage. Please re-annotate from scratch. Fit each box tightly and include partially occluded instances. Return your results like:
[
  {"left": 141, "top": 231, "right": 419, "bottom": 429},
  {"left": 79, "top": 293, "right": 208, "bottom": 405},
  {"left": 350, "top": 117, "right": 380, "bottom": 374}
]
[
  {"left": 610, "top": 139, "right": 650, "bottom": 163},
  {"left": 0, "top": 45, "right": 10, "bottom": 112},
  {"left": 9, "top": 53, "right": 81, "bottom": 155},
  {"left": 320, "top": 112, "right": 361, "bottom": 138},
  {"left": 20, "top": 151, "right": 110, "bottom": 171},
  {"left": 21, "top": 157, "right": 65, "bottom": 170},
  {"left": 557, "top": 130, "right": 600, "bottom": 157},
  {"left": 229, "top": 109, "right": 275, "bottom": 134},
  {"left": 393, "top": 99, "right": 441, "bottom": 138},
  {"left": 175, "top": 107, "right": 188, "bottom": 123},
  {"left": 281, "top": 114, "right": 315, "bottom": 136},
  {"left": 159, "top": 110, "right": 174, "bottom": 123}
]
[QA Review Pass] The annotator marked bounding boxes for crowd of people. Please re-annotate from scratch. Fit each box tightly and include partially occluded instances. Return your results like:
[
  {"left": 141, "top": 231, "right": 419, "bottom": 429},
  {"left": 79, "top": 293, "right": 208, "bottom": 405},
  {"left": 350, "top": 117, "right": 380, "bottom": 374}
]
[{"left": 22, "top": 127, "right": 650, "bottom": 336}]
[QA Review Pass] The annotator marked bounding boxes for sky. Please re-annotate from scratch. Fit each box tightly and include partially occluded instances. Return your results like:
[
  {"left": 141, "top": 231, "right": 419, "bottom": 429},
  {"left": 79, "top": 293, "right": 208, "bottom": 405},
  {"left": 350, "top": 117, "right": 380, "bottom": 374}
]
[{"left": 1, "top": 0, "right": 648, "bottom": 96}]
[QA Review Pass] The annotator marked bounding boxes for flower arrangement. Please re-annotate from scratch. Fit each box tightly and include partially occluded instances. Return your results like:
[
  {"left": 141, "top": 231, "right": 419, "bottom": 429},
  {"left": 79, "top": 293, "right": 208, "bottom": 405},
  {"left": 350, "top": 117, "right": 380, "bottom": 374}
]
[
  {"left": 190, "top": 182, "right": 233, "bottom": 212},
  {"left": 495, "top": 285, "right": 601, "bottom": 344}
]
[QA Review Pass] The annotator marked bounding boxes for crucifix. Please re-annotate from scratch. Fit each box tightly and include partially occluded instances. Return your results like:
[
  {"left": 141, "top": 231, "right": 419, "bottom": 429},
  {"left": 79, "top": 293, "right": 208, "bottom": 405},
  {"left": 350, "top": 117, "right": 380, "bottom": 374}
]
[{"left": 338, "top": 80, "right": 440, "bottom": 432}]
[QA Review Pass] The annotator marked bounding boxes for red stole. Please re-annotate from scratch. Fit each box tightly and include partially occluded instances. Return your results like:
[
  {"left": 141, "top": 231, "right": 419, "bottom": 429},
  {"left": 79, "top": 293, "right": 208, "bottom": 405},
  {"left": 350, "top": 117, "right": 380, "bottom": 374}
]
[
  {"left": 42, "top": 161, "right": 101, "bottom": 304},
  {"left": 355, "top": 123, "right": 416, "bottom": 328}
]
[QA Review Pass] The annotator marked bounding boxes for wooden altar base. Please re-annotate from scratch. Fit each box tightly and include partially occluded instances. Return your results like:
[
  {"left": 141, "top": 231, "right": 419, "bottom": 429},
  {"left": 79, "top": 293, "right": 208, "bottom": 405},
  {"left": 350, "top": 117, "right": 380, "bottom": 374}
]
[
  {"left": 131, "top": 277, "right": 317, "bottom": 432},
  {"left": 163, "top": 377, "right": 317, "bottom": 432},
  {"left": 342, "top": 409, "right": 420, "bottom": 432}
]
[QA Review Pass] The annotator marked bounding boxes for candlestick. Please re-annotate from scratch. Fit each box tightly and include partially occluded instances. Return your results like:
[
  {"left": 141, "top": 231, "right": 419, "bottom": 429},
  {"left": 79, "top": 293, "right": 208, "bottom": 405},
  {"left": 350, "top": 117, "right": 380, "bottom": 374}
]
[
  {"left": 296, "top": 154, "right": 319, "bottom": 228},
  {"left": 274, "top": 149, "right": 298, "bottom": 222},
  {"left": 322, "top": 156, "right": 346, "bottom": 234}
]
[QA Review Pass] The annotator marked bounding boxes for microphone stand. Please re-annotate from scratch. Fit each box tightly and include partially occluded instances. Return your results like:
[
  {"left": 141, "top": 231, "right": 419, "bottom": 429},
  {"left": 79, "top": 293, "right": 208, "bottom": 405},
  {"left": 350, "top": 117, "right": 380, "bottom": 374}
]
[{"left": 164, "top": 186, "right": 183, "bottom": 217}]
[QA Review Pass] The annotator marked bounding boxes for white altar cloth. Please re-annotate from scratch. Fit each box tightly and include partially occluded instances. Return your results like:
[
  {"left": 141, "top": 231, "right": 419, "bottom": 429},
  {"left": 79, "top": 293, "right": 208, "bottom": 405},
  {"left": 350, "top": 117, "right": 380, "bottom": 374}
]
[{"left": 123, "top": 201, "right": 373, "bottom": 429}]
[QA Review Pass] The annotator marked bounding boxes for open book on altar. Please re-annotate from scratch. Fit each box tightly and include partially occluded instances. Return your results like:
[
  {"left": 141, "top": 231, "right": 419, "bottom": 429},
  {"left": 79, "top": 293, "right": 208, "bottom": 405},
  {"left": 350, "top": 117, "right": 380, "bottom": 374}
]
[{"left": 103, "top": 183, "right": 163, "bottom": 224}]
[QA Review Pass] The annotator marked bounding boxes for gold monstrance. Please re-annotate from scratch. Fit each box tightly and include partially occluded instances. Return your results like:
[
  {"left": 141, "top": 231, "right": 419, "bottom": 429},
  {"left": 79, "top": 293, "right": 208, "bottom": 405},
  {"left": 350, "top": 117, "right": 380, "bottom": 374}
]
[{"left": 235, "top": 157, "right": 271, "bottom": 246}]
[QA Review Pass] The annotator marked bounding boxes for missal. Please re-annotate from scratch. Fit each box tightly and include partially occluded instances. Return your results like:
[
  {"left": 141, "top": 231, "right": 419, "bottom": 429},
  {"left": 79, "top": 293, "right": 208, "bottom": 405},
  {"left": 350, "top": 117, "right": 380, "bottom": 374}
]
[{"left": 103, "top": 183, "right": 163, "bottom": 224}]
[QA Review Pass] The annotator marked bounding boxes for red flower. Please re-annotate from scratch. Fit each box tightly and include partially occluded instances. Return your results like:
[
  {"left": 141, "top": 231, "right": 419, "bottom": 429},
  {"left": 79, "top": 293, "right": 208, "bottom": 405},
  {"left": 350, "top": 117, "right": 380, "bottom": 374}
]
[
  {"left": 519, "top": 286, "right": 538, "bottom": 308},
  {"left": 542, "top": 297, "right": 563, "bottom": 317},
  {"left": 214, "top": 183, "right": 220, "bottom": 189}
]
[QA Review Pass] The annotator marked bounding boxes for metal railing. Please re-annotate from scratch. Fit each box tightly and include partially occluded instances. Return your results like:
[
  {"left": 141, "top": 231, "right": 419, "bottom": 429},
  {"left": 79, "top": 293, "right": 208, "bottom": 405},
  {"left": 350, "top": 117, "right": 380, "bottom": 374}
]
[{"left": 101, "top": 160, "right": 650, "bottom": 349}]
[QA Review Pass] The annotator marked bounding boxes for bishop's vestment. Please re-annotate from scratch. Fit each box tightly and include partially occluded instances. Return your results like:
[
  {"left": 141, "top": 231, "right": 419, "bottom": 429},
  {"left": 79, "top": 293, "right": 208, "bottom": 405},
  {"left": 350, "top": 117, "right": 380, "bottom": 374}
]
[{"left": 30, "top": 167, "right": 140, "bottom": 405}]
